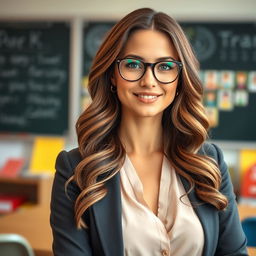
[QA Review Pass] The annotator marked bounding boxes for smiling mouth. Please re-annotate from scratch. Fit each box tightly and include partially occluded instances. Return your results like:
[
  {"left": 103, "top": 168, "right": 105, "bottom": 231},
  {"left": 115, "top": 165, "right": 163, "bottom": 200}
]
[
  {"left": 133, "top": 93, "right": 162, "bottom": 103},
  {"left": 133, "top": 93, "right": 162, "bottom": 99},
  {"left": 137, "top": 95, "right": 157, "bottom": 99}
]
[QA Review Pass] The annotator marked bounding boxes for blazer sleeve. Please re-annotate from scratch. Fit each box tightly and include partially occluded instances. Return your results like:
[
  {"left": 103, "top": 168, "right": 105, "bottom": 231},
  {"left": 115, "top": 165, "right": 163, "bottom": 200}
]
[
  {"left": 50, "top": 150, "right": 93, "bottom": 256},
  {"left": 211, "top": 144, "right": 248, "bottom": 256}
]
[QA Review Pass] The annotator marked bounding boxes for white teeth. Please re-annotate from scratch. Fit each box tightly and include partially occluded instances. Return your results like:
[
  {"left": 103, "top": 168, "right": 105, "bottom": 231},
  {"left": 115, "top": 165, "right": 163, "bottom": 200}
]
[{"left": 137, "top": 95, "right": 157, "bottom": 99}]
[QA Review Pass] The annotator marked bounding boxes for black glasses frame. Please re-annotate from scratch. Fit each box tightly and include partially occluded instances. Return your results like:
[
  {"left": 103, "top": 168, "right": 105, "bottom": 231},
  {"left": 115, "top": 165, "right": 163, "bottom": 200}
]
[{"left": 116, "top": 58, "right": 183, "bottom": 84}]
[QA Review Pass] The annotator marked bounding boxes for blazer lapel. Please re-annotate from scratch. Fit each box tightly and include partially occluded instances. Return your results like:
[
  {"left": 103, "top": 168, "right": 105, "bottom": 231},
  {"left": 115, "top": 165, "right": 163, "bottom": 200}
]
[
  {"left": 90, "top": 164, "right": 218, "bottom": 256},
  {"left": 91, "top": 172, "right": 124, "bottom": 256},
  {"left": 180, "top": 175, "right": 217, "bottom": 256}
]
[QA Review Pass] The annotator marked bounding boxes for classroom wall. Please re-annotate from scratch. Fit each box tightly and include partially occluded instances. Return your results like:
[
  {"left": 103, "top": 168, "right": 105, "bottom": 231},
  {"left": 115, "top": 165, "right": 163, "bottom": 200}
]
[
  {"left": 0, "top": 0, "right": 256, "bottom": 21},
  {"left": 0, "top": 0, "right": 255, "bottom": 176}
]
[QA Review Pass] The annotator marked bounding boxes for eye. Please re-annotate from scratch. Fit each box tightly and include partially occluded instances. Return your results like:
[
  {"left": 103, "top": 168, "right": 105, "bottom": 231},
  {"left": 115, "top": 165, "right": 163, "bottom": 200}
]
[
  {"left": 124, "top": 59, "right": 143, "bottom": 69},
  {"left": 157, "top": 61, "right": 176, "bottom": 71}
]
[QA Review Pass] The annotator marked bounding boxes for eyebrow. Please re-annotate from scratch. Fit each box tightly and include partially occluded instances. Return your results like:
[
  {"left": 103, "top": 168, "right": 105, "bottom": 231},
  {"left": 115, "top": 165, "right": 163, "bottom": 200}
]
[{"left": 123, "top": 54, "right": 176, "bottom": 62}]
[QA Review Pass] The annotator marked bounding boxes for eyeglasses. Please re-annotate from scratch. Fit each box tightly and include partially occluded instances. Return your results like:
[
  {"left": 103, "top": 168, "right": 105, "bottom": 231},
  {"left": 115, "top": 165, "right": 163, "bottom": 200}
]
[{"left": 116, "top": 58, "right": 182, "bottom": 84}]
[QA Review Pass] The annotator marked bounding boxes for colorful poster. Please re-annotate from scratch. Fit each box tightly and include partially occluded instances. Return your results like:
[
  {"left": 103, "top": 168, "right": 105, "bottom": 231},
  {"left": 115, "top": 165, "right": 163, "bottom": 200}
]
[
  {"left": 248, "top": 71, "right": 256, "bottom": 92},
  {"left": 236, "top": 71, "right": 248, "bottom": 90},
  {"left": 204, "top": 70, "right": 219, "bottom": 90},
  {"left": 219, "top": 71, "right": 235, "bottom": 89},
  {"left": 234, "top": 90, "right": 248, "bottom": 107},
  {"left": 218, "top": 90, "right": 234, "bottom": 111},
  {"left": 205, "top": 107, "right": 219, "bottom": 127},
  {"left": 204, "top": 91, "right": 217, "bottom": 107},
  {"left": 29, "top": 137, "right": 65, "bottom": 175}
]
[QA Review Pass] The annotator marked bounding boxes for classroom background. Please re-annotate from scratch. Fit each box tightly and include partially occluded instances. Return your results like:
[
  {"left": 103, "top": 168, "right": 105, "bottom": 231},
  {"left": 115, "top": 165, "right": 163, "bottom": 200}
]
[{"left": 0, "top": 0, "right": 256, "bottom": 255}]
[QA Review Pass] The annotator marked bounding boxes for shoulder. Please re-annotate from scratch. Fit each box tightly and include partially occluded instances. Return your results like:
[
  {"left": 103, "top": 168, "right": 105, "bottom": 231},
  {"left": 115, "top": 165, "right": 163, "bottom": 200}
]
[
  {"left": 55, "top": 147, "right": 82, "bottom": 178},
  {"left": 53, "top": 148, "right": 83, "bottom": 203},
  {"left": 199, "top": 142, "right": 233, "bottom": 197},
  {"left": 198, "top": 142, "right": 225, "bottom": 166}
]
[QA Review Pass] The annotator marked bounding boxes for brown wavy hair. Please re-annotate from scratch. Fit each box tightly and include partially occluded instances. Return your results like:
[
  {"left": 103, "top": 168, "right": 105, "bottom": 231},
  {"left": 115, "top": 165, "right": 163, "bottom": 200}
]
[{"left": 68, "top": 8, "right": 228, "bottom": 228}]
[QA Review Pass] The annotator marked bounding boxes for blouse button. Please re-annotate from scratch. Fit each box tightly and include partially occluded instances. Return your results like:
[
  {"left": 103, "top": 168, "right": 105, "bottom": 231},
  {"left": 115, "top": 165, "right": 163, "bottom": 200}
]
[{"left": 161, "top": 249, "right": 169, "bottom": 256}]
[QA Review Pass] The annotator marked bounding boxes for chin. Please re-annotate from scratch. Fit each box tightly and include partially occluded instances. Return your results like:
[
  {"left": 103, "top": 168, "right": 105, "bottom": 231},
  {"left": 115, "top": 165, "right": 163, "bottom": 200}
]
[
  {"left": 122, "top": 105, "right": 164, "bottom": 119},
  {"left": 134, "top": 110, "right": 163, "bottom": 118}
]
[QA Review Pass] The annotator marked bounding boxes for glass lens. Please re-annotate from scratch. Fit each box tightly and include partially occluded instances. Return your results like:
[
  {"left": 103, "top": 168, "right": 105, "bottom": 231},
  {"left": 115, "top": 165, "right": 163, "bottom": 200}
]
[
  {"left": 119, "top": 59, "right": 144, "bottom": 81},
  {"left": 155, "top": 61, "right": 179, "bottom": 83}
]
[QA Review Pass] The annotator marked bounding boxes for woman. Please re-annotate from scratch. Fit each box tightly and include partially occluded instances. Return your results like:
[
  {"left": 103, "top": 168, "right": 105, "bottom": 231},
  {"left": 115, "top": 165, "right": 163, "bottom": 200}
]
[{"left": 50, "top": 8, "right": 248, "bottom": 256}]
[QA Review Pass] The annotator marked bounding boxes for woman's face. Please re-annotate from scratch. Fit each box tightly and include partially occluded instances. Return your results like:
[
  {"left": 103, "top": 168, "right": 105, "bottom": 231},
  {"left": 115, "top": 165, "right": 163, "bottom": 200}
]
[{"left": 111, "top": 29, "right": 180, "bottom": 119}]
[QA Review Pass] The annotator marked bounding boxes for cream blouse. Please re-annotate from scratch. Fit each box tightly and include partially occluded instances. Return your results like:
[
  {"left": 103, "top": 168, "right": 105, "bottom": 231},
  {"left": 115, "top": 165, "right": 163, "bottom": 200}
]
[{"left": 120, "top": 155, "right": 204, "bottom": 256}]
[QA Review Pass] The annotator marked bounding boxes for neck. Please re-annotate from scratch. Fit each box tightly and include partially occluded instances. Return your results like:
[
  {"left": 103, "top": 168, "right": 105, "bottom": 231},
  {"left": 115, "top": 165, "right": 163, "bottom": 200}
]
[{"left": 119, "top": 113, "right": 164, "bottom": 156}]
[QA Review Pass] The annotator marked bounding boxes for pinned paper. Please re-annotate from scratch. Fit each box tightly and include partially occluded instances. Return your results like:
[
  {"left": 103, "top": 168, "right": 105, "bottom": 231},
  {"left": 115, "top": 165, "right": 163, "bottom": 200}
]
[
  {"left": 218, "top": 90, "right": 233, "bottom": 111},
  {"left": 29, "top": 137, "right": 65, "bottom": 175}
]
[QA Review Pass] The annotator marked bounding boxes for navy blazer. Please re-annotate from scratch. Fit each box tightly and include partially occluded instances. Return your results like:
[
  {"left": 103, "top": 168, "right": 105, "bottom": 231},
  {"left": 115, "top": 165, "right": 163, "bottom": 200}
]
[{"left": 50, "top": 143, "right": 248, "bottom": 256}]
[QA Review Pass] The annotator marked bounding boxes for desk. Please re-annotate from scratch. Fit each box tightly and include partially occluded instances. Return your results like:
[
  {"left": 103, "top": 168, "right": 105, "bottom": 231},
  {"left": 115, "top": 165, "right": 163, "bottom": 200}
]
[
  {"left": 238, "top": 204, "right": 256, "bottom": 219},
  {"left": 238, "top": 204, "right": 256, "bottom": 256},
  {"left": 0, "top": 206, "right": 52, "bottom": 256}
]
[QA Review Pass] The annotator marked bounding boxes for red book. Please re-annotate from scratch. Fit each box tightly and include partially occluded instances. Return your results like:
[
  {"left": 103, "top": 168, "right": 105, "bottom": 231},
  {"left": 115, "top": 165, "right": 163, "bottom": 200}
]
[
  {"left": 241, "top": 164, "right": 256, "bottom": 198},
  {"left": 0, "top": 195, "right": 27, "bottom": 213},
  {"left": 0, "top": 158, "right": 25, "bottom": 178}
]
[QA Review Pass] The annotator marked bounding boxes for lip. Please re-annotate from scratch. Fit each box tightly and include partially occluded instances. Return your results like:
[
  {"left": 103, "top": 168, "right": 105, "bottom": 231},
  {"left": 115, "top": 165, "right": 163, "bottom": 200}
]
[{"left": 133, "top": 92, "right": 162, "bottom": 103}]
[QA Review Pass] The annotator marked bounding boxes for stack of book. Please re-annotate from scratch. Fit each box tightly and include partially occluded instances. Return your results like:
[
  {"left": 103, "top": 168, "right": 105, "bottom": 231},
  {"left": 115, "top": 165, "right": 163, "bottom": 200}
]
[{"left": 0, "top": 195, "right": 27, "bottom": 213}]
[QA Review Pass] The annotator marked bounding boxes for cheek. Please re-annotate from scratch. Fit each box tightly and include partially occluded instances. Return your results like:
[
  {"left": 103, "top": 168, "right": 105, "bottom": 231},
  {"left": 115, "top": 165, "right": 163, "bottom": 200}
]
[
  {"left": 165, "top": 83, "right": 178, "bottom": 100},
  {"left": 166, "top": 93, "right": 176, "bottom": 107},
  {"left": 115, "top": 72, "right": 134, "bottom": 95},
  {"left": 116, "top": 79, "right": 131, "bottom": 102}
]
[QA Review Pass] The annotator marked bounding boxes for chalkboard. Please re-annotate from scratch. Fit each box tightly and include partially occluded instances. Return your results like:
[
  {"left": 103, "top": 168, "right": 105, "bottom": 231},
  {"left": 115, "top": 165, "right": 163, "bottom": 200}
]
[
  {"left": 0, "top": 22, "right": 70, "bottom": 135},
  {"left": 82, "top": 22, "right": 256, "bottom": 142}
]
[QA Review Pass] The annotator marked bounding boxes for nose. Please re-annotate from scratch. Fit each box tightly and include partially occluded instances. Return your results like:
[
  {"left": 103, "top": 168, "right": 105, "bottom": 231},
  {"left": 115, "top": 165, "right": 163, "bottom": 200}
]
[{"left": 139, "top": 66, "right": 157, "bottom": 88}]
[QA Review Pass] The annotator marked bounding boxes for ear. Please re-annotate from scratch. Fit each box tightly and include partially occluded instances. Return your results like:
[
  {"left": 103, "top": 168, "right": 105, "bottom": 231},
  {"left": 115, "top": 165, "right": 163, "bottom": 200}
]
[{"left": 111, "top": 72, "right": 117, "bottom": 86}]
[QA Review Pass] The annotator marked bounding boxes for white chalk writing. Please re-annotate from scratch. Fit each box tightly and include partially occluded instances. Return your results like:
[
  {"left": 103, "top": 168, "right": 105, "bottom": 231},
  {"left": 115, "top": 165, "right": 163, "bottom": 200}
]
[{"left": 0, "top": 114, "right": 27, "bottom": 126}]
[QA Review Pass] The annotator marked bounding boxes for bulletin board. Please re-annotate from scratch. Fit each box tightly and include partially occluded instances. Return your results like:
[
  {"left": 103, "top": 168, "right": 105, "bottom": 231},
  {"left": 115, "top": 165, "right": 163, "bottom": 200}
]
[
  {"left": 81, "top": 21, "right": 256, "bottom": 142},
  {"left": 181, "top": 22, "right": 256, "bottom": 142},
  {"left": 0, "top": 22, "right": 70, "bottom": 135}
]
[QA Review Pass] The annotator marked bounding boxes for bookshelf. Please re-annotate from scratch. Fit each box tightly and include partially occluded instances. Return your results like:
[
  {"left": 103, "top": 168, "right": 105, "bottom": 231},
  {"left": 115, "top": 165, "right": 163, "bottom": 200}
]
[{"left": 0, "top": 176, "right": 53, "bottom": 206}]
